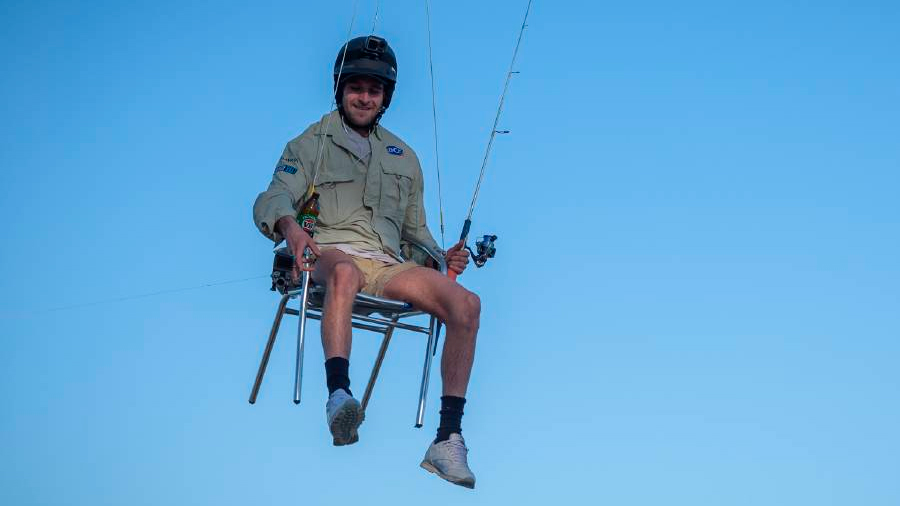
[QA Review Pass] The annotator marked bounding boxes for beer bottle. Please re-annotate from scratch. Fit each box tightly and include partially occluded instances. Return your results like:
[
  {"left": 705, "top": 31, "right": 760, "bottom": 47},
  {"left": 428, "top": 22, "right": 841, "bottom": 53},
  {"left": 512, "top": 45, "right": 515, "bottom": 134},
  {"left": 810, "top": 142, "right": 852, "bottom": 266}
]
[
  {"left": 296, "top": 192, "right": 320, "bottom": 238},
  {"left": 295, "top": 192, "right": 320, "bottom": 267}
]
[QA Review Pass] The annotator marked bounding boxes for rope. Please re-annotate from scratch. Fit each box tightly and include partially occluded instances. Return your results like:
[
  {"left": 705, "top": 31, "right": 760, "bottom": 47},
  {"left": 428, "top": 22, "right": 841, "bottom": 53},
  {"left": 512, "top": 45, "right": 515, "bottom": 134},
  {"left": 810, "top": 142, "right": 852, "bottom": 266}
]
[
  {"left": 43, "top": 275, "right": 269, "bottom": 313},
  {"left": 309, "top": 0, "right": 361, "bottom": 195},
  {"left": 465, "top": 0, "right": 533, "bottom": 222},
  {"left": 424, "top": 0, "right": 446, "bottom": 249},
  {"left": 371, "top": 0, "right": 380, "bottom": 34}
]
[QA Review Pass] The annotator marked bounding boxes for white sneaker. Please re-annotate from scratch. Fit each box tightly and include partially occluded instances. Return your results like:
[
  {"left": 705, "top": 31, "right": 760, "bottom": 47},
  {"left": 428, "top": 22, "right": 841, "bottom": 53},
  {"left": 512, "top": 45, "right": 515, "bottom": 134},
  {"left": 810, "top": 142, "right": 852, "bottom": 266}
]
[
  {"left": 325, "top": 389, "right": 364, "bottom": 446},
  {"left": 420, "top": 433, "right": 476, "bottom": 489}
]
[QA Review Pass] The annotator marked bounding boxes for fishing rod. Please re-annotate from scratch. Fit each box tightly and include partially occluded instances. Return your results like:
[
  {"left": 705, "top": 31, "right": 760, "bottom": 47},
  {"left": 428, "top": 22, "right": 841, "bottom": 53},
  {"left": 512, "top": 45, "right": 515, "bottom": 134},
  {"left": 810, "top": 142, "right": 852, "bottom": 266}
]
[{"left": 449, "top": 0, "right": 533, "bottom": 281}]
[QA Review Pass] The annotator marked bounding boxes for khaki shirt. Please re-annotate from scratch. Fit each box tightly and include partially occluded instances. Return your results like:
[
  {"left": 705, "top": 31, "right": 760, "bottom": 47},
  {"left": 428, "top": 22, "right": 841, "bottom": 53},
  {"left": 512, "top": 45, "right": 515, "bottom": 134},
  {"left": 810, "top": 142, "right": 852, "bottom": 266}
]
[{"left": 253, "top": 110, "right": 439, "bottom": 261}]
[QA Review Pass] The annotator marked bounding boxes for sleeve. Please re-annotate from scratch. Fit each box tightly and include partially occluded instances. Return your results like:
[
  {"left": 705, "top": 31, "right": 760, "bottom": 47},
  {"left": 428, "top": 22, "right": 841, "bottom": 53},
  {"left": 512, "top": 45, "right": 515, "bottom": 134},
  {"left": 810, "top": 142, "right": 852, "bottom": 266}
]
[
  {"left": 253, "top": 142, "right": 310, "bottom": 243},
  {"left": 400, "top": 163, "right": 441, "bottom": 265}
]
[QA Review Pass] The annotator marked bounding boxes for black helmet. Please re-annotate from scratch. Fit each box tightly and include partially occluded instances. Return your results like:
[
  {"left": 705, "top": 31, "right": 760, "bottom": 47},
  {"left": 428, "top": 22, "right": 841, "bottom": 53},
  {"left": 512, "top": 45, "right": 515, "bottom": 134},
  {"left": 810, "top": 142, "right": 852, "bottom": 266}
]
[{"left": 333, "top": 35, "right": 397, "bottom": 109}]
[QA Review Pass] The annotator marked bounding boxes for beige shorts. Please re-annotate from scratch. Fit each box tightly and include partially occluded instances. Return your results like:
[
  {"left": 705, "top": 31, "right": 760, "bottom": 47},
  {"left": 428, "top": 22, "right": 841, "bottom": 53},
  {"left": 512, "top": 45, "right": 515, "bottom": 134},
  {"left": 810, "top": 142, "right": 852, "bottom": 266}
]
[{"left": 342, "top": 255, "right": 420, "bottom": 297}]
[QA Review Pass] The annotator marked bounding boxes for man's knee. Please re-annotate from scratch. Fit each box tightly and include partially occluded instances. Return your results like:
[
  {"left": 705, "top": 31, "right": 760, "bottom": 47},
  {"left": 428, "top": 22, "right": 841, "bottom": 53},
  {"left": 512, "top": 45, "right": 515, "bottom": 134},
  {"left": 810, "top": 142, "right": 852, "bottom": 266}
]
[
  {"left": 328, "top": 261, "right": 363, "bottom": 296},
  {"left": 450, "top": 290, "right": 480, "bottom": 333}
]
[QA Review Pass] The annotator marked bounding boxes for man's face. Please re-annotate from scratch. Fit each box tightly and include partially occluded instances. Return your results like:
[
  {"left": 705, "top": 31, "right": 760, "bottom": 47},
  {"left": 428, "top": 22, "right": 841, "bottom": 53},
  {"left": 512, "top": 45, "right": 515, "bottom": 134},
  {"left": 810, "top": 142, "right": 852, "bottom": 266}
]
[{"left": 341, "top": 75, "right": 385, "bottom": 128}]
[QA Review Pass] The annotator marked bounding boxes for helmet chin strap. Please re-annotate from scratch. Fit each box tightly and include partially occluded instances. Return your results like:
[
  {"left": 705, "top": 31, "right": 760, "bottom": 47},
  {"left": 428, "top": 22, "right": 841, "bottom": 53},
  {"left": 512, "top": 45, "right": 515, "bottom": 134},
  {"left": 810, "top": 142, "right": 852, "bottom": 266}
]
[{"left": 372, "top": 105, "right": 387, "bottom": 127}]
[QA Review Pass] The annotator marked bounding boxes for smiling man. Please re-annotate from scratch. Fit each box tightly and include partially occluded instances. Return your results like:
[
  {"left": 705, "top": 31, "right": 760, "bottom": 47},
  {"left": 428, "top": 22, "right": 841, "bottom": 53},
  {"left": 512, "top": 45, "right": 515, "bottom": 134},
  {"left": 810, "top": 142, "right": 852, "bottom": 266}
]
[{"left": 253, "top": 36, "right": 480, "bottom": 489}]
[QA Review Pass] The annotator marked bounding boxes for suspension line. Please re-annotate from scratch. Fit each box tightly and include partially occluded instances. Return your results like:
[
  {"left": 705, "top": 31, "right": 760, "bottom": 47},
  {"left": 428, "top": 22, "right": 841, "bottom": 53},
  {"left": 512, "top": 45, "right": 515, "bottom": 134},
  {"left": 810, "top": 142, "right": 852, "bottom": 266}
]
[
  {"left": 424, "top": 0, "right": 446, "bottom": 249},
  {"left": 371, "top": 0, "right": 380, "bottom": 34},
  {"left": 308, "top": 0, "right": 362, "bottom": 196}
]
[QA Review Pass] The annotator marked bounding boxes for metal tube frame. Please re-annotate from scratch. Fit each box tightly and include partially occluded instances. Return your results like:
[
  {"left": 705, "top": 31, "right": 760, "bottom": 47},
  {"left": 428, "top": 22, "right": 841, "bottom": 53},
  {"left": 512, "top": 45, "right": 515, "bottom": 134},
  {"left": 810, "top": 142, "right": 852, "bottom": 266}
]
[
  {"left": 361, "top": 317, "right": 397, "bottom": 412},
  {"left": 249, "top": 284, "right": 440, "bottom": 428},
  {"left": 416, "top": 316, "right": 439, "bottom": 428},
  {"left": 292, "top": 271, "right": 312, "bottom": 404},
  {"left": 248, "top": 293, "right": 291, "bottom": 404}
]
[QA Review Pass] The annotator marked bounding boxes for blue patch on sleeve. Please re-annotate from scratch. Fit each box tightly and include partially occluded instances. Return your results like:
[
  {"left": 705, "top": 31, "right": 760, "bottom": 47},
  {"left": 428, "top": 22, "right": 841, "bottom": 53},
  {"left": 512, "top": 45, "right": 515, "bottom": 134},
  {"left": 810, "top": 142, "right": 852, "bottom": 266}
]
[
  {"left": 275, "top": 164, "right": 298, "bottom": 174},
  {"left": 386, "top": 145, "right": 404, "bottom": 156}
]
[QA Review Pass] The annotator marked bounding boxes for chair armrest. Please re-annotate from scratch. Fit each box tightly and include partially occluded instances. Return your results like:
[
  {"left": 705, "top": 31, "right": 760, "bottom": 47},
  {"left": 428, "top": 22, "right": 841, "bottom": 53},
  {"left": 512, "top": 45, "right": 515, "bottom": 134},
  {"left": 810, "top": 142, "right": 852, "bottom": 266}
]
[{"left": 401, "top": 238, "right": 447, "bottom": 274}]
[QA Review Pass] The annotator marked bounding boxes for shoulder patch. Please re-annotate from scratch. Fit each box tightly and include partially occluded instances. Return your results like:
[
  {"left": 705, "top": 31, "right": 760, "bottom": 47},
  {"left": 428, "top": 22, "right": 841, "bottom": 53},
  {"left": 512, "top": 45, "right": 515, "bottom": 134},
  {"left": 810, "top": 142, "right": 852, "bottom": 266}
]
[
  {"left": 275, "top": 164, "right": 298, "bottom": 175},
  {"left": 386, "top": 145, "right": 404, "bottom": 156}
]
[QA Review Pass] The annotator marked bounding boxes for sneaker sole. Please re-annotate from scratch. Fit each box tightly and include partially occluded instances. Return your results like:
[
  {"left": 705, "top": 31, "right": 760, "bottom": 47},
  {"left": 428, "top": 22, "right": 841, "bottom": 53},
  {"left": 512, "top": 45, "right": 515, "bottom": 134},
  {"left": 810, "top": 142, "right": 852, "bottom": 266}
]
[
  {"left": 419, "top": 461, "right": 475, "bottom": 489},
  {"left": 330, "top": 400, "right": 364, "bottom": 446}
]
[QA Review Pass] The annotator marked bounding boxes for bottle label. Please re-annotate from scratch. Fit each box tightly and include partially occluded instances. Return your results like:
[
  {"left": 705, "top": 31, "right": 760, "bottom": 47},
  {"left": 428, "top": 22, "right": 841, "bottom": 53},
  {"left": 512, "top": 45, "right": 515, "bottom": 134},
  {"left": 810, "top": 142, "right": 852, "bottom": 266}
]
[{"left": 299, "top": 214, "right": 317, "bottom": 235}]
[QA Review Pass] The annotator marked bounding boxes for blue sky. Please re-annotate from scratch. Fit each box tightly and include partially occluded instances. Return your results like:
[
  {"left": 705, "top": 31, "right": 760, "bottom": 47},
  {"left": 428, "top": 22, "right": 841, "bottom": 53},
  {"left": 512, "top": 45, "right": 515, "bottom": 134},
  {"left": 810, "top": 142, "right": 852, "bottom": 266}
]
[{"left": 2, "top": 1, "right": 899, "bottom": 504}]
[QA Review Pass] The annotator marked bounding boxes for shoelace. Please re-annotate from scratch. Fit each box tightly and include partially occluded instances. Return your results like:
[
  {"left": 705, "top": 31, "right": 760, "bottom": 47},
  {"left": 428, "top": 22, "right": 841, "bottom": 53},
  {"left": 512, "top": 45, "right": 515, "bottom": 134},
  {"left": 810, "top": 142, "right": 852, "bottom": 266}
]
[{"left": 443, "top": 438, "right": 469, "bottom": 463}]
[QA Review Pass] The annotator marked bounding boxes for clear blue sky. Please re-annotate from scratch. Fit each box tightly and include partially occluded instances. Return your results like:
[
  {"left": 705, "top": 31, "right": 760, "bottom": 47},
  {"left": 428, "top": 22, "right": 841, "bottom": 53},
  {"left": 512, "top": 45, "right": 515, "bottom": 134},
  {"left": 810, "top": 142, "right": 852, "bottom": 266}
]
[{"left": 2, "top": 1, "right": 899, "bottom": 504}]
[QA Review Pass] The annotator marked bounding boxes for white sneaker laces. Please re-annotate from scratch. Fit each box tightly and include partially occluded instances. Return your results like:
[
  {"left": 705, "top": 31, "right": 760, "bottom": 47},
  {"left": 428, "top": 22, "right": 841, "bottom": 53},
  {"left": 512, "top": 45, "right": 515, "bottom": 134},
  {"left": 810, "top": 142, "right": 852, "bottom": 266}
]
[{"left": 444, "top": 438, "right": 468, "bottom": 462}]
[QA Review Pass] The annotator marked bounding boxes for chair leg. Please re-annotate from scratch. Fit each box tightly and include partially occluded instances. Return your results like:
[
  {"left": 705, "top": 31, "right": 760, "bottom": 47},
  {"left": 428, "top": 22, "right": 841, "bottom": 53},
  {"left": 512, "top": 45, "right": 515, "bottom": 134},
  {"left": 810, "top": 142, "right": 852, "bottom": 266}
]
[
  {"left": 361, "top": 316, "right": 398, "bottom": 413},
  {"left": 293, "top": 271, "right": 312, "bottom": 405},
  {"left": 415, "top": 316, "right": 439, "bottom": 428},
  {"left": 249, "top": 293, "right": 292, "bottom": 404},
  {"left": 434, "top": 321, "right": 443, "bottom": 356}
]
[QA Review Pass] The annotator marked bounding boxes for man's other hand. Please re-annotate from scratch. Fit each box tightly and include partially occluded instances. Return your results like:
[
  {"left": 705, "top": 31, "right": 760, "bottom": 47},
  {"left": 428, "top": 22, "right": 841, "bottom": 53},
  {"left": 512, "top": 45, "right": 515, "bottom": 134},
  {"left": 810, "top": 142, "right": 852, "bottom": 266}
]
[{"left": 276, "top": 215, "right": 322, "bottom": 281}]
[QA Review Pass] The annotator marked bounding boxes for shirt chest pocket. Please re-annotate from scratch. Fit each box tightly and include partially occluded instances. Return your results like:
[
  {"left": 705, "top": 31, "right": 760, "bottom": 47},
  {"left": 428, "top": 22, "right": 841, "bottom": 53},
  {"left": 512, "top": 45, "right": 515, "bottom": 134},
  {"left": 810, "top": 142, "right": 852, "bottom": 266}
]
[
  {"left": 380, "top": 161, "right": 414, "bottom": 224},
  {"left": 315, "top": 168, "right": 356, "bottom": 226}
]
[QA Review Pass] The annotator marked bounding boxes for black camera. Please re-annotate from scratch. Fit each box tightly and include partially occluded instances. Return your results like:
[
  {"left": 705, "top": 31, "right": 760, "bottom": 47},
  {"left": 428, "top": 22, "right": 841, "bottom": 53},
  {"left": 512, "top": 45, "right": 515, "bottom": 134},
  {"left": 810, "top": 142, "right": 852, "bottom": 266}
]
[{"left": 364, "top": 36, "right": 387, "bottom": 55}]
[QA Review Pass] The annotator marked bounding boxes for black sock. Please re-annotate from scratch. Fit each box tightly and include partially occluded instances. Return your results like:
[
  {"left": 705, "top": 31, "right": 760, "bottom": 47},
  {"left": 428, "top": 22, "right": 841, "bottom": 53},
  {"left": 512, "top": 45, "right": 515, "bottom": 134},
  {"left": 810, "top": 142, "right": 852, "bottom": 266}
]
[
  {"left": 324, "top": 357, "right": 352, "bottom": 396},
  {"left": 435, "top": 396, "right": 466, "bottom": 443}
]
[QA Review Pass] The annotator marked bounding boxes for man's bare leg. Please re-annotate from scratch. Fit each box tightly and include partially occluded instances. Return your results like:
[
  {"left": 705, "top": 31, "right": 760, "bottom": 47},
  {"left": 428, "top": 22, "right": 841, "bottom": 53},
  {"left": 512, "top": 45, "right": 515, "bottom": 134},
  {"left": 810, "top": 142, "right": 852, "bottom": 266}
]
[
  {"left": 311, "top": 249, "right": 366, "bottom": 359},
  {"left": 311, "top": 249, "right": 366, "bottom": 446},
  {"left": 385, "top": 266, "right": 480, "bottom": 487},
  {"left": 382, "top": 267, "right": 480, "bottom": 397}
]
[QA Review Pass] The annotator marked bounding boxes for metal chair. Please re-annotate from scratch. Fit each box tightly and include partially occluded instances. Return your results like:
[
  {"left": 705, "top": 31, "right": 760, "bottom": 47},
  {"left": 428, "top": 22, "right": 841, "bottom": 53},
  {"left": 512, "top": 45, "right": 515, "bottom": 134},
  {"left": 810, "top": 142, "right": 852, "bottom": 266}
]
[{"left": 249, "top": 240, "right": 446, "bottom": 428}]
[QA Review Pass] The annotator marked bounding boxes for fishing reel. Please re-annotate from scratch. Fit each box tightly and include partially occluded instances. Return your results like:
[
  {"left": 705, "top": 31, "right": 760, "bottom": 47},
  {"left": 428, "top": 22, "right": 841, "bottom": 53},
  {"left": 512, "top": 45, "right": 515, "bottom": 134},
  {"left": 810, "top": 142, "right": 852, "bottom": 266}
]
[{"left": 465, "top": 234, "right": 498, "bottom": 268}]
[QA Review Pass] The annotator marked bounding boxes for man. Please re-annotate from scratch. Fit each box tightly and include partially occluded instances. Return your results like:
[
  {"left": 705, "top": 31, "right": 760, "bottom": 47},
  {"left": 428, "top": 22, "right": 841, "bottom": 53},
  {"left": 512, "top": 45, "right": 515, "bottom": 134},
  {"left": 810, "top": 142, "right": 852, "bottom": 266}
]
[{"left": 253, "top": 35, "right": 480, "bottom": 489}]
